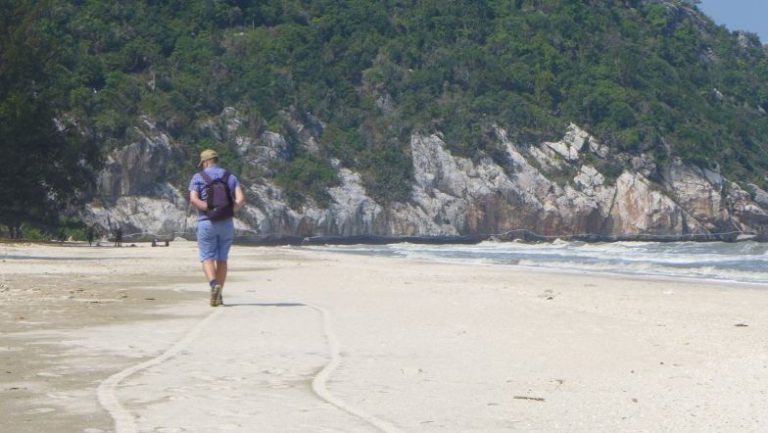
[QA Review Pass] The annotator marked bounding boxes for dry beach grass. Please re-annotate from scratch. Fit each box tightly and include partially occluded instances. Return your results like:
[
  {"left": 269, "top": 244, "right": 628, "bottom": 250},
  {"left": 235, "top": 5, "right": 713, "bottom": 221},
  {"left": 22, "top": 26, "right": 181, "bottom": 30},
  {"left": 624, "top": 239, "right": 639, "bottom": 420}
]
[{"left": 1, "top": 241, "right": 768, "bottom": 432}]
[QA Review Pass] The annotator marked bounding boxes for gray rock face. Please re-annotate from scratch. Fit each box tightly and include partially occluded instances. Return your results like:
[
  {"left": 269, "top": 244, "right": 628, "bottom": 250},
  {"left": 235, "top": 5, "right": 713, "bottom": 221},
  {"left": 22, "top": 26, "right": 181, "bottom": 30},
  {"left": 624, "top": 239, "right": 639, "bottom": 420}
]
[
  {"left": 85, "top": 118, "right": 189, "bottom": 239},
  {"left": 85, "top": 112, "right": 768, "bottom": 241},
  {"left": 97, "top": 117, "right": 176, "bottom": 201}
]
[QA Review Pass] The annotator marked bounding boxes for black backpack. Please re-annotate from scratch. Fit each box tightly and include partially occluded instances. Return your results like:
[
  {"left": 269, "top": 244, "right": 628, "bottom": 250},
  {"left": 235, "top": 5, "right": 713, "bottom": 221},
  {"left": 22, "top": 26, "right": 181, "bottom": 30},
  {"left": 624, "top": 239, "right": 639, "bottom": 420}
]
[{"left": 199, "top": 171, "right": 234, "bottom": 221}]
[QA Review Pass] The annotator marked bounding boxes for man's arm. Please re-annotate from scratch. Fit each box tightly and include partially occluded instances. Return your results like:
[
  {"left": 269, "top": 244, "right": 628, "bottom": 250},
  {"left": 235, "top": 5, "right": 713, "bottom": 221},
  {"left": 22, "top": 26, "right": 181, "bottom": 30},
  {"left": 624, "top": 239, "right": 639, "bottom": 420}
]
[
  {"left": 233, "top": 185, "right": 246, "bottom": 211},
  {"left": 190, "top": 190, "right": 208, "bottom": 211}
]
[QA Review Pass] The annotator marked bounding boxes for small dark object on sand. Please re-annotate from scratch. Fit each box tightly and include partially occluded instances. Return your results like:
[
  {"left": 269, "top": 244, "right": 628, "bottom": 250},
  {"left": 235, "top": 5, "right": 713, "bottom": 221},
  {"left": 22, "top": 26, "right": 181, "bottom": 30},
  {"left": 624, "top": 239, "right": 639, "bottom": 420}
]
[{"left": 514, "top": 396, "right": 545, "bottom": 402}]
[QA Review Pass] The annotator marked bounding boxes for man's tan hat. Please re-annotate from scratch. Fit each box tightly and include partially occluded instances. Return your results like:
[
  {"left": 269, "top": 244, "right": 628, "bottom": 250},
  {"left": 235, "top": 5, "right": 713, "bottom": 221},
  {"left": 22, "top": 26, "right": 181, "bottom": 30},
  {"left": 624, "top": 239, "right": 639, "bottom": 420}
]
[{"left": 198, "top": 149, "right": 218, "bottom": 167}]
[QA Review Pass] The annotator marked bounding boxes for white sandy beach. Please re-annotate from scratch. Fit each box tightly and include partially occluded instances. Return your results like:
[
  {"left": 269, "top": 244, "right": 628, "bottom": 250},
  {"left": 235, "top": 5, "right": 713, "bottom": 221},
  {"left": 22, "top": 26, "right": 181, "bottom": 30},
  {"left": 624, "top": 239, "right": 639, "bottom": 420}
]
[{"left": 2, "top": 241, "right": 768, "bottom": 433}]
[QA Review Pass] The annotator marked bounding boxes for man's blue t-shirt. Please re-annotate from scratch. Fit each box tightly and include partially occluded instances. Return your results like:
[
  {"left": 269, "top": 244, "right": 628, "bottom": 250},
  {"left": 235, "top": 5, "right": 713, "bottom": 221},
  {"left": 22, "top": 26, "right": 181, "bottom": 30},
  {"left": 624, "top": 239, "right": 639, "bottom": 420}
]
[{"left": 188, "top": 165, "right": 240, "bottom": 222}]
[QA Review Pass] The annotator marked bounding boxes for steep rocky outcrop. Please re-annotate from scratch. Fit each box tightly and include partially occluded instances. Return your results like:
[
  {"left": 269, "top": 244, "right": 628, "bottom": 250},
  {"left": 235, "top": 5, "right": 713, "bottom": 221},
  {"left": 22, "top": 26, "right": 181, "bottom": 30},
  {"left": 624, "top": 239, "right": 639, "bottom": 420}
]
[
  {"left": 96, "top": 117, "right": 177, "bottom": 201},
  {"left": 83, "top": 112, "right": 768, "bottom": 242}
]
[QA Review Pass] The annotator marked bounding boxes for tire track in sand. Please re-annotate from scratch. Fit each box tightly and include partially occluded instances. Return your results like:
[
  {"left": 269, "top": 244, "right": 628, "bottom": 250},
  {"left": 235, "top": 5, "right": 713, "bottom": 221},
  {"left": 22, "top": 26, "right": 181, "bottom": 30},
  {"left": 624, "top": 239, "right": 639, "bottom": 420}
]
[
  {"left": 97, "top": 308, "right": 224, "bottom": 433},
  {"left": 308, "top": 303, "right": 404, "bottom": 433},
  {"left": 97, "top": 303, "right": 403, "bottom": 433}
]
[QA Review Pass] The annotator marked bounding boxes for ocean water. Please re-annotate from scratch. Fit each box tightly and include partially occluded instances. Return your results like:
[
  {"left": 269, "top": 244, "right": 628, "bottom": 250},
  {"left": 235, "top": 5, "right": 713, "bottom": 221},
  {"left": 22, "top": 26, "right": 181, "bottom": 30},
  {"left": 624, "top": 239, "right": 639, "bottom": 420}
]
[{"left": 310, "top": 240, "right": 768, "bottom": 285}]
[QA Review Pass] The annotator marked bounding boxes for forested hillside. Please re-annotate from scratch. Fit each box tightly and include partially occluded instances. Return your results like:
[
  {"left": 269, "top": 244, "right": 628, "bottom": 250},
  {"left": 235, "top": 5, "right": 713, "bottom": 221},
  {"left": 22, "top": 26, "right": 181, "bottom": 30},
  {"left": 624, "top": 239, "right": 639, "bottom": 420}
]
[{"left": 2, "top": 0, "right": 768, "bottom": 237}]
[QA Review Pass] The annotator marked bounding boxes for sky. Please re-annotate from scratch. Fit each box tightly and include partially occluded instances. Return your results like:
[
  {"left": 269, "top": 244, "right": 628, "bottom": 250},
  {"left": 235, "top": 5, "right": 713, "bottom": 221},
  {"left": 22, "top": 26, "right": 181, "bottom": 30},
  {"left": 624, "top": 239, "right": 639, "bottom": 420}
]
[{"left": 698, "top": 0, "right": 768, "bottom": 43}]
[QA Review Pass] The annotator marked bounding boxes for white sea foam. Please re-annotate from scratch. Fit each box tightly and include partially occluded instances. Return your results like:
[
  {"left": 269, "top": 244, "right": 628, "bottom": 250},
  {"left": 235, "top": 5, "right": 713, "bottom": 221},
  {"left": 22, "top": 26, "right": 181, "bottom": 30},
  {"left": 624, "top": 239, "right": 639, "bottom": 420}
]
[{"left": 311, "top": 241, "right": 768, "bottom": 285}]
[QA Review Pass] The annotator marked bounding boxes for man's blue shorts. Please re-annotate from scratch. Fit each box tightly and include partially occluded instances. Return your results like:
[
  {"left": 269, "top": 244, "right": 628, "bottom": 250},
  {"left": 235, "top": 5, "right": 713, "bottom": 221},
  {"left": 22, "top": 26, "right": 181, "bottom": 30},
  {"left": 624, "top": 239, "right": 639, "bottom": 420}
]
[{"left": 197, "top": 219, "right": 234, "bottom": 262}]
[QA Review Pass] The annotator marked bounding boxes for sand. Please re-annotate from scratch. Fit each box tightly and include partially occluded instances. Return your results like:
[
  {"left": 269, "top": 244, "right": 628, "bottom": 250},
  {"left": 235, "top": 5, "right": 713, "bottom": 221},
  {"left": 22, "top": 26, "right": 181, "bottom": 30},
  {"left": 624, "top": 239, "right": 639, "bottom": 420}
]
[{"left": 1, "top": 241, "right": 768, "bottom": 433}]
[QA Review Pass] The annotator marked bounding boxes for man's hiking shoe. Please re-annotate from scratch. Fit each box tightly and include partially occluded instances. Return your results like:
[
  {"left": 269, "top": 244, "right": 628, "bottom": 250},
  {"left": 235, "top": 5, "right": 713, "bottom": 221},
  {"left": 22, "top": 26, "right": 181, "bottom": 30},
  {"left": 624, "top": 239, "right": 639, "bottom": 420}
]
[{"left": 210, "top": 284, "right": 223, "bottom": 307}]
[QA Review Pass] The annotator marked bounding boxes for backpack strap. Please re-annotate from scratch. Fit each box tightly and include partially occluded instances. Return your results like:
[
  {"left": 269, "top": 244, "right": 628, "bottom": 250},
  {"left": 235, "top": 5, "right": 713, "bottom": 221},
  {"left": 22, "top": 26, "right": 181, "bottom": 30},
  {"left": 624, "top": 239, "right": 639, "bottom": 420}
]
[
  {"left": 220, "top": 171, "right": 233, "bottom": 204},
  {"left": 199, "top": 170, "right": 213, "bottom": 185},
  {"left": 199, "top": 170, "right": 230, "bottom": 185}
]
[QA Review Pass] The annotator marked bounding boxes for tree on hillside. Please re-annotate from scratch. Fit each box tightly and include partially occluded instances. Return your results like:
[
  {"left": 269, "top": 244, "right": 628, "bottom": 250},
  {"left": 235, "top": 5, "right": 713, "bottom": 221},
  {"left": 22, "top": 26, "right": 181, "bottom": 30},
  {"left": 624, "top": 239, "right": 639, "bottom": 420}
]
[{"left": 0, "top": 0, "right": 101, "bottom": 238}]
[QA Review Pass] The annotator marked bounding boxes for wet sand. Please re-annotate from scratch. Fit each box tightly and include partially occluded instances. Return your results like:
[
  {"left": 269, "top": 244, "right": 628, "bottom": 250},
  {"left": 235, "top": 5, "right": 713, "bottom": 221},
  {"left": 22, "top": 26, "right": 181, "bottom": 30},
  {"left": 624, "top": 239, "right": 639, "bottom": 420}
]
[{"left": 1, "top": 241, "right": 768, "bottom": 432}]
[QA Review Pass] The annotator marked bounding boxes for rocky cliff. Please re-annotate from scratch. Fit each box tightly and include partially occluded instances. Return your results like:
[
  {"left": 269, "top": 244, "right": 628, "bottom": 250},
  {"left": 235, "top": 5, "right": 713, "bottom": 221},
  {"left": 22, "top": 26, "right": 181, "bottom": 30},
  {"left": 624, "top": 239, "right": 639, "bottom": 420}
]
[{"left": 84, "top": 111, "right": 768, "bottom": 242}]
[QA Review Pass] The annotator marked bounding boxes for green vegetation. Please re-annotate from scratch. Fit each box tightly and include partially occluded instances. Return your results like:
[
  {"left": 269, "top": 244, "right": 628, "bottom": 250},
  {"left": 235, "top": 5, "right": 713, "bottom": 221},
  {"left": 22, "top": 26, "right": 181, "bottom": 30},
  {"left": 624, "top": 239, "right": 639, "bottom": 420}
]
[
  {"left": 0, "top": 0, "right": 101, "bottom": 238},
  {"left": 2, "top": 0, "right": 768, "bottom": 236}
]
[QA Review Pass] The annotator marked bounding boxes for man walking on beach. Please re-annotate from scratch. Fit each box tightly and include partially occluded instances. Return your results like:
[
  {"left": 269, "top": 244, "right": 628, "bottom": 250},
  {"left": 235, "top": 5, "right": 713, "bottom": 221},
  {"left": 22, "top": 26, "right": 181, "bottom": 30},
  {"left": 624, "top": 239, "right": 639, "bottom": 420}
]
[{"left": 189, "top": 149, "right": 246, "bottom": 306}]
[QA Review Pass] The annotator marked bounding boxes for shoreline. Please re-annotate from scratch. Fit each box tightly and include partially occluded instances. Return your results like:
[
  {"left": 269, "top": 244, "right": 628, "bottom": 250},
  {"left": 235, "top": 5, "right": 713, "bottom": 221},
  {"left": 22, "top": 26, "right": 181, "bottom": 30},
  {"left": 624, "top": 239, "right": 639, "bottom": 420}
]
[
  {"left": 4, "top": 224, "right": 759, "bottom": 248},
  {"left": 7, "top": 236, "right": 768, "bottom": 289},
  {"left": 232, "top": 230, "right": 763, "bottom": 245},
  {"left": 301, "top": 242, "right": 768, "bottom": 288},
  {"left": 2, "top": 242, "right": 768, "bottom": 432}
]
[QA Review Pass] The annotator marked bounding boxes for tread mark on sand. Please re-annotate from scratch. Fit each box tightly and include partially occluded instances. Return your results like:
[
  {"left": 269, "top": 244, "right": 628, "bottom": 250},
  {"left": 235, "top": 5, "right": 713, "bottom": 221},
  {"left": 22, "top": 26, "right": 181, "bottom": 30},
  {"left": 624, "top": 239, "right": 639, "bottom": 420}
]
[
  {"left": 97, "top": 304, "right": 403, "bottom": 433},
  {"left": 97, "top": 308, "right": 224, "bottom": 433},
  {"left": 308, "top": 303, "right": 403, "bottom": 433}
]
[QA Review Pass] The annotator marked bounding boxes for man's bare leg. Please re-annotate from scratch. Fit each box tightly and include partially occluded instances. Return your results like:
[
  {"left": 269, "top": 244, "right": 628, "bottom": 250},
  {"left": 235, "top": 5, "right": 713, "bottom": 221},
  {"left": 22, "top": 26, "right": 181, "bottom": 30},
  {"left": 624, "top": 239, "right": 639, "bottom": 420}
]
[
  {"left": 202, "top": 260, "right": 217, "bottom": 282},
  {"left": 215, "top": 260, "right": 228, "bottom": 286},
  {"left": 202, "top": 260, "right": 223, "bottom": 306},
  {"left": 215, "top": 260, "right": 227, "bottom": 304}
]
